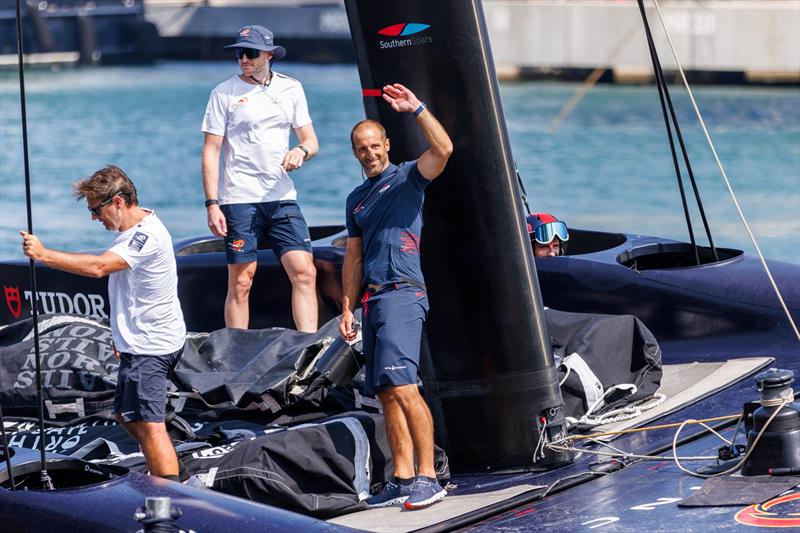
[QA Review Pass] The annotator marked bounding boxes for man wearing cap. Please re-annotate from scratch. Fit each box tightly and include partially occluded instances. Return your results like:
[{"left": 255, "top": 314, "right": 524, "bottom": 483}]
[
  {"left": 339, "top": 84, "right": 453, "bottom": 510},
  {"left": 527, "top": 212, "right": 570, "bottom": 257},
  {"left": 202, "top": 25, "right": 320, "bottom": 332}
]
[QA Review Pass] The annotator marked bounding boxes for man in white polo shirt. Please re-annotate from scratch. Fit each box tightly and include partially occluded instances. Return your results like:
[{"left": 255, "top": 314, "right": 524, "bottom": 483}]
[
  {"left": 202, "top": 25, "right": 320, "bottom": 332},
  {"left": 20, "top": 165, "right": 186, "bottom": 481}
]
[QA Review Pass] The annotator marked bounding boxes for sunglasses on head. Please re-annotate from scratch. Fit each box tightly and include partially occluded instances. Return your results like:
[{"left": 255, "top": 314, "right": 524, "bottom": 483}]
[
  {"left": 234, "top": 48, "right": 261, "bottom": 60},
  {"left": 533, "top": 221, "right": 570, "bottom": 245},
  {"left": 88, "top": 192, "right": 122, "bottom": 217}
]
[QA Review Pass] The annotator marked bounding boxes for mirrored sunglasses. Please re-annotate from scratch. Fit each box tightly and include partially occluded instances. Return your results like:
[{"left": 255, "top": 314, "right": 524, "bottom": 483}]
[
  {"left": 88, "top": 192, "right": 121, "bottom": 217},
  {"left": 533, "top": 221, "right": 569, "bottom": 245},
  {"left": 234, "top": 48, "right": 261, "bottom": 60}
]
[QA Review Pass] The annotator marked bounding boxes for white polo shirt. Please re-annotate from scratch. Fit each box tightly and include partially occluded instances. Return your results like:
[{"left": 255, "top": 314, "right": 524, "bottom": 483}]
[
  {"left": 108, "top": 210, "right": 186, "bottom": 355},
  {"left": 201, "top": 72, "right": 312, "bottom": 205}
]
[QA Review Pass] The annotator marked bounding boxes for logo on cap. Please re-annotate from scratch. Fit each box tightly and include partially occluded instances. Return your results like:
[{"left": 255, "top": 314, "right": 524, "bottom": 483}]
[{"left": 240, "top": 28, "right": 251, "bottom": 37}]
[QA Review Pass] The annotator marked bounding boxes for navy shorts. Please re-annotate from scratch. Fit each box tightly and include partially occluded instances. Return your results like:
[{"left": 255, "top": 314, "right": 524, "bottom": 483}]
[
  {"left": 361, "top": 284, "right": 429, "bottom": 396},
  {"left": 114, "top": 347, "right": 183, "bottom": 423},
  {"left": 221, "top": 201, "right": 313, "bottom": 264}
]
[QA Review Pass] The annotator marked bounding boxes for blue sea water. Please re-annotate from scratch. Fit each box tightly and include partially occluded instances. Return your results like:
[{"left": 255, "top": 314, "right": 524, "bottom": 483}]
[{"left": 1, "top": 62, "right": 798, "bottom": 265}]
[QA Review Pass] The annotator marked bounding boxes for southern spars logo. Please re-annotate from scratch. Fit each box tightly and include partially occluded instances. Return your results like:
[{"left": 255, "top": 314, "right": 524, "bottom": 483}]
[{"left": 377, "top": 22, "right": 432, "bottom": 49}]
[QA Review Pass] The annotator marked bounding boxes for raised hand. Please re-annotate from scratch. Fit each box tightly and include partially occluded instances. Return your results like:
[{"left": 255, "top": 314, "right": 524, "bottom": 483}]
[{"left": 382, "top": 83, "right": 421, "bottom": 114}]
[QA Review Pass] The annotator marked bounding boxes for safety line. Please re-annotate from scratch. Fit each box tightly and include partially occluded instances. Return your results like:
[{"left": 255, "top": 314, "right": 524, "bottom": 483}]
[{"left": 651, "top": 0, "right": 800, "bottom": 342}]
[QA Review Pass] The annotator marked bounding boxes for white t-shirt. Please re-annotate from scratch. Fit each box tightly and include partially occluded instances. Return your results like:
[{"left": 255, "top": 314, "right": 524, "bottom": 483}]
[
  {"left": 108, "top": 210, "right": 186, "bottom": 355},
  {"left": 201, "top": 72, "right": 312, "bottom": 204}
]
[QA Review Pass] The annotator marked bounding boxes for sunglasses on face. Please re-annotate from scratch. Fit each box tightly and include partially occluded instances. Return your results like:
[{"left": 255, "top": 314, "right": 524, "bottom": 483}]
[
  {"left": 88, "top": 192, "right": 121, "bottom": 217},
  {"left": 533, "top": 221, "right": 570, "bottom": 245},
  {"left": 234, "top": 48, "right": 261, "bottom": 60}
]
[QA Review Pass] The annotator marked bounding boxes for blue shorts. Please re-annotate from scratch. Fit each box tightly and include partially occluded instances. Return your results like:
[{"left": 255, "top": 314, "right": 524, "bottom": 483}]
[
  {"left": 114, "top": 347, "right": 183, "bottom": 423},
  {"left": 221, "top": 201, "right": 313, "bottom": 264},
  {"left": 361, "top": 284, "right": 429, "bottom": 396}
]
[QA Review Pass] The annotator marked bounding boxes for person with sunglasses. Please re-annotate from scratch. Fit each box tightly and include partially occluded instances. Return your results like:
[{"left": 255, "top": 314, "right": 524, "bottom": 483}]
[
  {"left": 201, "top": 25, "right": 320, "bottom": 332},
  {"left": 527, "top": 212, "right": 570, "bottom": 257},
  {"left": 20, "top": 165, "right": 186, "bottom": 482}
]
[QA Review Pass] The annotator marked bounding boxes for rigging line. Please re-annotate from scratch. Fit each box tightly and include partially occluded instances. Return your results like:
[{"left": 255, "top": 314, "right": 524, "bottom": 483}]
[
  {"left": 0, "top": 403, "right": 16, "bottom": 490},
  {"left": 638, "top": 5, "right": 719, "bottom": 262},
  {"left": 651, "top": 0, "right": 800, "bottom": 342},
  {"left": 557, "top": 413, "right": 740, "bottom": 441},
  {"left": 14, "top": 0, "right": 53, "bottom": 490},
  {"left": 515, "top": 167, "right": 530, "bottom": 214},
  {"left": 671, "top": 400, "right": 792, "bottom": 478},
  {"left": 637, "top": 0, "right": 700, "bottom": 266}
]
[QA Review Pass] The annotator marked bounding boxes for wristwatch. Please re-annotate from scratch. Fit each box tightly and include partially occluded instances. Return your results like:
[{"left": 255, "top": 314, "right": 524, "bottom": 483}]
[{"left": 295, "top": 145, "right": 310, "bottom": 160}]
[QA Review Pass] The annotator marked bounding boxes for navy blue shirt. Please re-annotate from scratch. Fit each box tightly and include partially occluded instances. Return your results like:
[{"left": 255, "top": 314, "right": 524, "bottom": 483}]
[{"left": 345, "top": 161, "right": 429, "bottom": 287}]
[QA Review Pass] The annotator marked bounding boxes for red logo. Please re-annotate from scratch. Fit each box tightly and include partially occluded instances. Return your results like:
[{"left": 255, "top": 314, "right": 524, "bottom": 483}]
[
  {"left": 378, "top": 23, "right": 430, "bottom": 37},
  {"left": 235, "top": 96, "right": 249, "bottom": 105},
  {"left": 240, "top": 28, "right": 251, "bottom": 37},
  {"left": 4, "top": 286, "right": 22, "bottom": 319},
  {"left": 735, "top": 491, "right": 800, "bottom": 528},
  {"left": 399, "top": 231, "right": 419, "bottom": 254},
  {"left": 229, "top": 239, "right": 245, "bottom": 253}
]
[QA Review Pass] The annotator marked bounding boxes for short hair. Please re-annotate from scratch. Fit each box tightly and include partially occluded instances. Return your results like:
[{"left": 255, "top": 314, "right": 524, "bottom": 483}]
[
  {"left": 73, "top": 165, "right": 138, "bottom": 207},
  {"left": 350, "top": 119, "right": 386, "bottom": 148}
]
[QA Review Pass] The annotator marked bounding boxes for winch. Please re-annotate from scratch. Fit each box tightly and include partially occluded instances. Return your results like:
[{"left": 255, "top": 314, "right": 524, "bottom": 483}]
[{"left": 741, "top": 368, "right": 800, "bottom": 476}]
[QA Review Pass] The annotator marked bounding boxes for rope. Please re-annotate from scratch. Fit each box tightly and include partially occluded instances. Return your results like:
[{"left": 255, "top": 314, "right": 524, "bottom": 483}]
[
  {"left": 567, "top": 392, "right": 667, "bottom": 427},
  {"left": 559, "top": 413, "right": 740, "bottom": 442},
  {"left": 651, "top": 0, "right": 800, "bottom": 342},
  {"left": 671, "top": 399, "right": 792, "bottom": 478},
  {"left": 547, "top": 393, "right": 796, "bottom": 478}
]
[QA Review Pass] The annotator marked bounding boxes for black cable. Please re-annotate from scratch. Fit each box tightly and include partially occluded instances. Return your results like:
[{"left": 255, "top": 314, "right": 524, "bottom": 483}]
[
  {"left": 650, "top": 69, "right": 719, "bottom": 262},
  {"left": 0, "top": 403, "right": 16, "bottom": 490},
  {"left": 637, "top": 0, "right": 700, "bottom": 266},
  {"left": 14, "top": 0, "right": 53, "bottom": 490},
  {"left": 515, "top": 166, "right": 531, "bottom": 214}
]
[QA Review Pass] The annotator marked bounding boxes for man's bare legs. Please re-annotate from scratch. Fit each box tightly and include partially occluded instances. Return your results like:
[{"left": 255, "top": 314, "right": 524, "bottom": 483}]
[
  {"left": 280, "top": 250, "right": 318, "bottom": 333},
  {"left": 225, "top": 261, "right": 257, "bottom": 328},
  {"left": 116, "top": 415, "right": 178, "bottom": 477},
  {"left": 225, "top": 253, "right": 317, "bottom": 331},
  {"left": 377, "top": 384, "right": 436, "bottom": 479}
]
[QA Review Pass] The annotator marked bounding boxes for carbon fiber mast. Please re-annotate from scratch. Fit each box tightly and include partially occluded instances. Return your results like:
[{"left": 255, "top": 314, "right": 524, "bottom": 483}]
[
  {"left": 344, "top": 0, "right": 573, "bottom": 472},
  {"left": 13, "top": 0, "right": 53, "bottom": 490}
]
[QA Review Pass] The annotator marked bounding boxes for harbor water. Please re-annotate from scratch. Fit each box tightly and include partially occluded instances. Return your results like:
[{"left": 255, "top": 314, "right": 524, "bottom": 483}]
[{"left": 1, "top": 62, "right": 798, "bottom": 265}]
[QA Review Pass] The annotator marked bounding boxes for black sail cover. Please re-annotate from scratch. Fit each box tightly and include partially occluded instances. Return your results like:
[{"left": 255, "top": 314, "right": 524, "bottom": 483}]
[
  {"left": 0, "top": 312, "right": 657, "bottom": 516},
  {"left": 0, "top": 314, "right": 450, "bottom": 517},
  {"left": 344, "top": 0, "right": 570, "bottom": 471}
]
